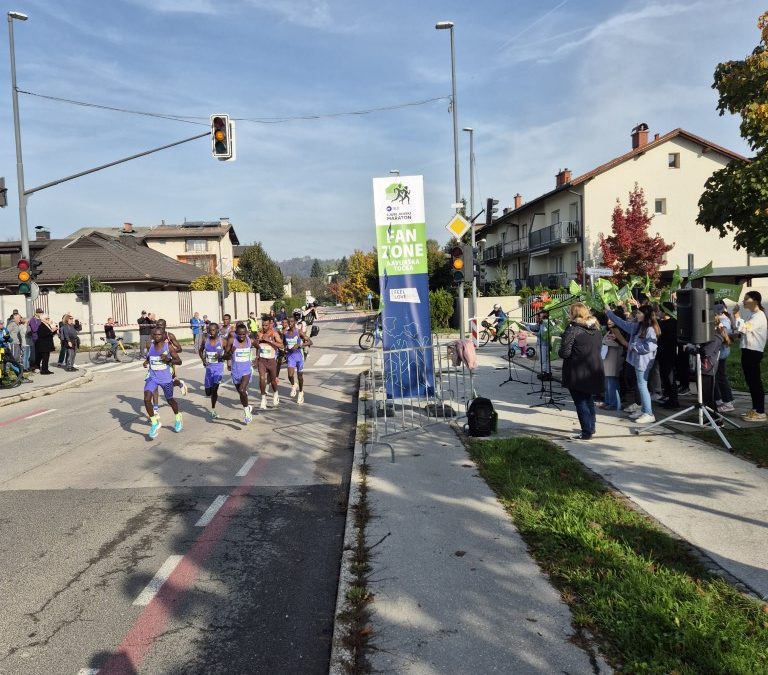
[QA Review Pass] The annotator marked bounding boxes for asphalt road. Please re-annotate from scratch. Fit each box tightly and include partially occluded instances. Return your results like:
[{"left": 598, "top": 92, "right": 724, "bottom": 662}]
[{"left": 0, "top": 309, "right": 369, "bottom": 675}]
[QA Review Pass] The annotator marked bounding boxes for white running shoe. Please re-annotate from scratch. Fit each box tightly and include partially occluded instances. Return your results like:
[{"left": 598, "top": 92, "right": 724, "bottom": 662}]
[
  {"left": 634, "top": 413, "right": 656, "bottom": 424},
  {"left": 297, "top": 391, "right": 304, "bottom": 404},
  {"left": 717, "top": 402, "right": 735, "bottom": 413},
  {"left": 290, "top": 385, "right": 297, "bottom": 398},
  {"left": 179, "top": 380, "right": 188, "bottom": 396},
  {"left": 243, "top": 405, "right": 253, "bottom": 424},
  {"left": 623, "top": 403, "right": 640, "bottom": 413},
  {"left": 272, "top": 391, "right": 280, "bottom": 407},
  {"left": 260, "top": 396, "right": 267, "bottom": 410}
]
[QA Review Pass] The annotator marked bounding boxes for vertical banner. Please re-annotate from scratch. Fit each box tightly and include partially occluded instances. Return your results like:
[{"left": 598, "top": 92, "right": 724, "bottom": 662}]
[{"left": 372, "top": 175, "right": 434, "bottom": 397}]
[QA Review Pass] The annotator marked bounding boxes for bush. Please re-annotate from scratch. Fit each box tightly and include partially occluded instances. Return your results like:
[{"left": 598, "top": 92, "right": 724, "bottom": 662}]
[
  {"left": 274, "top": 294, "right": 308, "bottom": 314},
  {"left": 429, "top": 288, "right": 454, "bottom": 328}
]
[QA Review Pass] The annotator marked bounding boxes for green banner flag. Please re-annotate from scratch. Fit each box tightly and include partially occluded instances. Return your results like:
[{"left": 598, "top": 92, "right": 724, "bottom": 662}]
[
  {"left": 688, "top": 260, "right": 713, "bottom": 282},
  {"left": 707, "top": 281, "right": 741, "bottom": 302}
]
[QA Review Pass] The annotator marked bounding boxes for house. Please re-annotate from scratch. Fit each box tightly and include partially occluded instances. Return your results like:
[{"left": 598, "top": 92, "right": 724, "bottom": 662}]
[
  {"left": 0, "top": 231, "right": 203, "bottom": 292},
  {"left": 67, "top": 217, "right": 240, "bottom": 278},
  {"left": 478, "top": 124, "right": 753, "bottom": 291}
]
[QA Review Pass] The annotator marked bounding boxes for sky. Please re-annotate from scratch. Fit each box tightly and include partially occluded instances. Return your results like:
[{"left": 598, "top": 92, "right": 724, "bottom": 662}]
[{"left": 0, "top": 0, "right": 762, "bottom": 260}]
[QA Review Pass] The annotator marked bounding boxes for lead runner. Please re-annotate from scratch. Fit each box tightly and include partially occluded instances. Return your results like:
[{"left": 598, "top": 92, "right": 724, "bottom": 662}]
[{"left": 143, "top": 326, "right": 182, "bottom": 439}]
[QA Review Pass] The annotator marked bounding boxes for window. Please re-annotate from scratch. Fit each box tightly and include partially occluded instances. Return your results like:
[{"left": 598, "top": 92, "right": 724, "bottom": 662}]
[
  {"left": 570, "top": 251, "right": 579, "bottom": 273},
  {"left": 185, "top": 238, "right": 208, "bottom": 253},
  {"left": 569, "top": 202, "right": 578, "bottom": 223},
  {"left": 668, "top": 153, "right": 680, "bottom": 168},
  {"left": 551, "top": 209, "right": 560, "bottom": 225},
  {"left": 654, "top": 198, "right": 667, "bottom": 215}
]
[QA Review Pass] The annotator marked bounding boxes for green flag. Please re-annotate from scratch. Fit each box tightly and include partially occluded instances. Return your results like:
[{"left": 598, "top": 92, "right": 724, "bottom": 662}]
[{"left": 688, "top": 260, "right": 713, "bottom": 282}]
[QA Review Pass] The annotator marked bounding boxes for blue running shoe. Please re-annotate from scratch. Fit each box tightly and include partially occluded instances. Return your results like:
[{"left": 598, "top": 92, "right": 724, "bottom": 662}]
[
  {"left": 149, "top": 418, "right": 161, "bottom": 439},
  {"left": 174, "top": 413, "right": 183, "bottom": 433}
]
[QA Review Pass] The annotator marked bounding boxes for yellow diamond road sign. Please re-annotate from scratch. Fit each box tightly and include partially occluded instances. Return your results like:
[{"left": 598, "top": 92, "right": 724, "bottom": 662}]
[{"left": 445, "top": 213, "right": 470, "bottom": 239}]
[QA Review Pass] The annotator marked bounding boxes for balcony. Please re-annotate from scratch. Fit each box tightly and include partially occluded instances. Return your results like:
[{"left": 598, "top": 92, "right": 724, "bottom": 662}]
[
  {"left": 527, "top": 272, "right": 570, "bottom": 289},
  {"left": 528, "top": 221, "right": 580, "bottom": 251},
  {"left": 482, "top": 243, "right": 502, "bottom": 262},
  {"left": 502, "top": 236, "right": 528, "bottom": 257}
]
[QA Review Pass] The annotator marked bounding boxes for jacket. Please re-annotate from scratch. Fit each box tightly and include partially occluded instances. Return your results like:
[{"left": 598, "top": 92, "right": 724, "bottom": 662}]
[
  {"left": 606, "top": 310, "right": 658, "bottom": 371},
  {"left": 558, "top": 319, "right": 604, "bottom": 395},
  {"left": 36, "top": 322, "right": 56, "bottom": 352},
  {"left": 601, "top": 332, "right": 624, "bottom": 378}
]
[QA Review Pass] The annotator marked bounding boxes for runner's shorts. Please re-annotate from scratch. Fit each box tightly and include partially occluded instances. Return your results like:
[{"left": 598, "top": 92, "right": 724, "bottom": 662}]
[
  {"left": 144, "top": 376, "right": 174, "bottom": 400},
  {"left": 232, "top": 369, "right": 252, "bottom": 387},
  {"left": 258, "top": 357, "right": 278, "bottom": 380},
  {"left": 285, "top": 350, "right": 304, "bottom": 372},
  {"left": 204, "top": 366, "right": 223, "bottom": 392}
]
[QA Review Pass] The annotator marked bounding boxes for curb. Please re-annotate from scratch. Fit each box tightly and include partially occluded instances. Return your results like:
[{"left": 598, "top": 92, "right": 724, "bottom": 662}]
[
  {"left": 0, "top": 369, "right": 93, "bottom": 408},
  {"left": 328, "top": 372, "right": 367, "bottom": 675}
]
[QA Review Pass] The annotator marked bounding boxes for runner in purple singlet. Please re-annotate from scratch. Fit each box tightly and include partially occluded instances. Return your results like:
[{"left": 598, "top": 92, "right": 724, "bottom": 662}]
[
  {"left": 199, "top": 322, "right": 224, "bottom": 419},
  {"left": 225, "top": 322, "right": 256, "bottom": 424},
  {"left": 143, "top": 327, "right": 182, "bottom": 439}
]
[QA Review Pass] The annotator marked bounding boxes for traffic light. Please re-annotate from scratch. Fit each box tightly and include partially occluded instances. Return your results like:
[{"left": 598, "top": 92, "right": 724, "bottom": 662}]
[
  {"left": 17, "top": 258, "right": 31, "bottom": 295},
  {"left": 210, "top": 114, "right": 236, "bottom": 161},
  {"left": 29, "top": 258, "right": 42, "bottom": 280},
  {"left": 485, "top": 197, "right": 499, "bottom": 227},
  {"left": 450, "top": 245, "right": 465, "bottom": 284},
  {"left": 75, "top": 277, "right": 90, "bottom": 303}
]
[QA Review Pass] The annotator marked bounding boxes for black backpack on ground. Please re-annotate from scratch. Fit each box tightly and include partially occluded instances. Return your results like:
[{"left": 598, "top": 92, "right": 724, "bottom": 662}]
[
  {"left": 466, "top": 397, "right": 495, "bottom": 437},
  {"left": 310, "top": 325, "right": 319, "bottom": 338}
]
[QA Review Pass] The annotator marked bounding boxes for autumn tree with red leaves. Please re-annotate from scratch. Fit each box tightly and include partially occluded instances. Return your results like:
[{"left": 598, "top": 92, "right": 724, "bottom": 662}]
[{"left": 599, "top": 184, "right": 674, "bottom": 285}]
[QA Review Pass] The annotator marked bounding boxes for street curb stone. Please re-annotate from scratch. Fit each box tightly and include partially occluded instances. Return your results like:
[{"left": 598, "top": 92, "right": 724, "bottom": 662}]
[
  {"left": 328, "top": 372, "right": 366, "bottom": 675},
  {"left": 0, "top": 369, "right": 93, "bottom": 408}
]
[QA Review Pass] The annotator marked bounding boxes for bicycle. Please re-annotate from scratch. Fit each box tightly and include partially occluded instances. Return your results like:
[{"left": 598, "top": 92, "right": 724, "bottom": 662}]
[
  {"left": 479, "top": 320, "right": 512, "bottom": 347},
  {"left": 0, "top": 346, "right": 24, "bottom": 389},
  {"left": 89, "top": 336, "right": 137, "bottom": 364},
  {"left": 359, "top": 326, "right": 382, "bottom": 350}
]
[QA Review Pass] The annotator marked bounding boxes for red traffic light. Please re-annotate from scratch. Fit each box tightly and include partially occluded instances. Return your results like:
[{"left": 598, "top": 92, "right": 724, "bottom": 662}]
[
  {"left": 17, "top": 258, "right": 29, "bottom": 271},
  {"left": 450, "top": 246, "right": 463, "bottom": 258}
]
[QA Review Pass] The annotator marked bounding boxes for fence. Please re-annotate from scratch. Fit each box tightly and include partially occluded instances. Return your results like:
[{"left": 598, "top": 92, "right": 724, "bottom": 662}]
[
  {"left": 520, "top": 292, "right": 572, "bottom": 323},
  {"left": 362, "top": 337, "right": 471, "bottom": 460}
]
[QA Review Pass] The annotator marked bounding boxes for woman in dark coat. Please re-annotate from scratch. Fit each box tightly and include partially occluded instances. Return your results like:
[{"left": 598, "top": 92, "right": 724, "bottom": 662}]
[
  {"left": 35, "top": 316, "right": 58, "bottom": 375},
  {"left": 558, "top": 302, "right": 604, "bottom": 440}
]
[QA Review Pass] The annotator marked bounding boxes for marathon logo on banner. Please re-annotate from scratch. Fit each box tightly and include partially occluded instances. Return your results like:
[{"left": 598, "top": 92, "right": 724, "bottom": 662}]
[{"left": 389, "top": 287, "right": 420, "bottom": 304}]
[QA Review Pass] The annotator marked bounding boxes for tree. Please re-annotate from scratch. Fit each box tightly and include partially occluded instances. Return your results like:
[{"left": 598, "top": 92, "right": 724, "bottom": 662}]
[
  {"left": 429, "top": 288, "right": 454, "bottom": 328},
  {"left": 599, "top": 184, "right": 674, "bottom": 285},
  {"left": 426, "top": 239, "right": 452, "bottom": 291},
  {"left": 235, "top": 242, "right": 284, "bottom": 299},
  {"left": 345, "top": 249, "right": 375, "bottom": 304},
  {"left": 698, "top": 12, "right": 768, "bottom": 253},
  {"left": 190, "top": 274, "right": 251, "bottom": 292},
  {"left": 488, "top": 264, "right": 514, "bottom": 296},
  {"left": 310, "top": 259, "right": 324, "bottom": 278},
  {"left": 337, "top": 256, "right": 349, "bottom": 279},
  {"left": 58, "top": 274, "right": 113, "bottom": 292}
]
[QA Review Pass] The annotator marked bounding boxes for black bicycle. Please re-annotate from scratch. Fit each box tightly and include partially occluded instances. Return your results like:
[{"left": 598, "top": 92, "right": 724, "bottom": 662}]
[
  {"left": 0, "top": 346, "right": 24, "bottom": 389},
  {"left": 89, "top": 336, "right": 138, "bottom": 364}
]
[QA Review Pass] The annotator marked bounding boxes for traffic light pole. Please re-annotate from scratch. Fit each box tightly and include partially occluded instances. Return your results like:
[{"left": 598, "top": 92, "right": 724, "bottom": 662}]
[{"left": 87, "top": 275, "right": 94, "bottom": 348}]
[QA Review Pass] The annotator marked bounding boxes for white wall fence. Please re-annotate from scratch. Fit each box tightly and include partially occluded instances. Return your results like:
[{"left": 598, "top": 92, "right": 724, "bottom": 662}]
[
  {"left": 460, "top": 295, "right": 523, "bottom": 331},
  {"left": 0, "top": 290, "right": 265, "bottom": 347}
]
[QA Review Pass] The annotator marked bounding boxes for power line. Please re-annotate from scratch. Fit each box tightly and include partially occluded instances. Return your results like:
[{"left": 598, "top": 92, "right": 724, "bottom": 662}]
[{"left": 18, "top": 89, "right": 451, "bottom": 125}]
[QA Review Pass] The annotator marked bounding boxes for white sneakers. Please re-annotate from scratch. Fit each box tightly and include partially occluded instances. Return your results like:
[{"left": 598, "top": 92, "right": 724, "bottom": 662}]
[
  {"left": 272, "top": 391, "right": 280, "bottom": 407},
  {"left": 717, "top": 402, "right": 735, "bottom": 413},
  {"left": 297, "top": 391, "right": 304, "bottom": 404},
  {"left": 623, "top": 403, "right": 640, "bottom": 414},
  {"left": 634, "top": 413, "right": 656, "bottom": 424},
  {"left": 260, "top": 396, "right": 267, "bottom": 410},
  {"left": 290, "top": 384, "right": 297, "bottom": 398}
]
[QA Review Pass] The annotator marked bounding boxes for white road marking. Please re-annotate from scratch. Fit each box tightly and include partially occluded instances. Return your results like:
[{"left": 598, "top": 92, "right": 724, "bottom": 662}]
[
  {"left": 236, "top": 455, "right": 259, "bottom": 477},
  {"left": 344, "top": 354, "right": 365, "bottom": 366},
  {"left": 25, "top": 409, "right": 56, "bottom": 420},
  {"left": 77, "top": 669, "right": 100, "bottom": 675},
  {"left": 314, "top": 354, "right": 336, "bottom": 367},
  {"left": 195, "top": 495, "right": 228, "bottom": 527},
  {"left": 88, "top": 361, "right": 140, "bottom": 373},
  {"left": 133, "top": 555, "right": 184, "bottom": 606}
]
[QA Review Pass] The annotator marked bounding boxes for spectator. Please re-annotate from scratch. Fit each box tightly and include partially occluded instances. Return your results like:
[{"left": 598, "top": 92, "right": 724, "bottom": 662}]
[
  {"left": 28, "top": 308, "right": 44, "bottom": 372},
  {"left": 714, "top": 304, "right": 735, "bottom": 413},
  {"left": 60, "top": 314, "right": 79, "bottom": 372},
  {"left": 56, "top": 314, "right": 69, "bottom": 368},
  {"left": 596, "top": 318, "right": 623, "bottom": 411},
  {"left": 17, "top": 315, "right": 30, "bottom": 371},
  {"left": 36, "top": 315, "right": 58, "bottom": 375},
  {"left": 137, "top": 310, "right": 153, "bottom": 357},
  {"left": 733, "top": 290, "right": 767, "bottom": 422},
  {"left": 657, "top": 302, "right": 680, "bottom": 409},
  {"left": 522, "top": 310, "right": 553, "bottom": 379},
  {"left": 247, "top": 311, "right": 259, "bottom": 334},
  {"left": 6, "top": 313, "right": 23, "bottom": 363},
  {"left": 104, "top": 317, "right": 119, "bottom": 361},
  {"left": 203, "top": 314, "right": 210, "bottom": 329},
  {"left": 190, "top": 312, "right": 205, "bottom": 353},
  {"left": 559, "top": 302, "right": 604, "bottom": 440},
  {"left": 276, "top": 305, "right": 287, "bottom": 322}
]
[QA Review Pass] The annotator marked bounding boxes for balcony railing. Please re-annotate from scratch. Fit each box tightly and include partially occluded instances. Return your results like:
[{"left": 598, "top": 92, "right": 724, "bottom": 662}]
[
  {"left": 482, "top": 243, "right": 502, "bottom": 262},
  {"left": 528, "top": 221, "right": 580, "bottom": 251},
  {"left": 527, "top": 272, "right": 570, "bottom": 289},
  {"left": 502, "top": 236, "right": 528, "bottom": 257}
]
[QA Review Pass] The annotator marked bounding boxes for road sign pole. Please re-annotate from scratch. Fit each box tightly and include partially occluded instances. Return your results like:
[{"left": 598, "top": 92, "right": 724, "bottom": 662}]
[{"left": 87, "top": 274, "right": 95, "bottom": 348}]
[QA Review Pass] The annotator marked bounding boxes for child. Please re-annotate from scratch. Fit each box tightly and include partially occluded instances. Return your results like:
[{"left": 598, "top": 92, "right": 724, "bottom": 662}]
[{"left": 516, "top": 328, "right": 529, "bottom": 357}]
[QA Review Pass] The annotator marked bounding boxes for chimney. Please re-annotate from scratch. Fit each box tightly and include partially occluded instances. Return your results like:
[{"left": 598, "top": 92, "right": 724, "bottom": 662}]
[
  {"left": 35, "top": 227, "right": 50, "bottom": 241},
  {"left": 514, "top": 193, "right": 523, "bottom": 209},
  {"left": 122, "top": 222, "right": 134, "bottom": 233},
  {"left": 631, "top": 123, "right": 649, "bottom": 150},
  {"left": 555, "top": 168, "right": 572, "bottom": 188},
  {"left": 219, "top": 217, "right": 230, "bottom": 226}
]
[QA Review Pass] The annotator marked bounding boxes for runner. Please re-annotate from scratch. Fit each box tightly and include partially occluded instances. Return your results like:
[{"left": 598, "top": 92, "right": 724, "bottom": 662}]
[
  {"left": 293, "top": 308, "right": 311, "bottom": 360},
  {"left": 255, "top": 315, "right": 283, "bottom": 409},
  {"left": 146, "top": 319, "right": 187, "bottom": 416},
  {"left": 220, "top": 314, "right": 233, "bottom": 341},
  {"left": 284, "top": 315, "right": 313, "bottom": 404},
  {"left": 143, "top": 327, "right": 182, "bottom": 439},
  {"left": 275, "top": 318, "right": 289, "bottom": 379},
  {"left": 226, "top": 322, "right": 257, "bottom": 424},
  {"left": 199, "top": 322, "right": 224, "bottom": 419}
]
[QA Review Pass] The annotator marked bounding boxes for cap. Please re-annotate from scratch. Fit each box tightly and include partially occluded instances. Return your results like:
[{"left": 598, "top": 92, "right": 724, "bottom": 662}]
[{"left": 714, "top": 303, "right": 726, "bottom": 313}]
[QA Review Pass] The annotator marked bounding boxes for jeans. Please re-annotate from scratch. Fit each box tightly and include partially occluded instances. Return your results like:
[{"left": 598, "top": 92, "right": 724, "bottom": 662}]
[
  {"left": 22, "top": 345, "right": 31, "bottom": 370},
  {"left": 741, "top": 348, "right": 765, "bottom": 413},
  {"left": 193, "top": 332, "right": 203, "bottom": 353},
  {"left": 635, "top": 365, "right": 654, "bottom": 414},
  {"left": 604, "top": 376, "right": 621, "bottom": 410},
  {"left": 713, "top": 357, "right": 733, "bottom": 404},
  {"left": 57, "top": 341, "right": 67, "bottom": 366},
  {"left": 540, "top": 344, "right": 551, "bottom": 373},
  {"left": 65, "top": 345, "right": 76, "bottom": 368},
  {"left": 570, "top": 389, "right": 596, "bottom": 436}
]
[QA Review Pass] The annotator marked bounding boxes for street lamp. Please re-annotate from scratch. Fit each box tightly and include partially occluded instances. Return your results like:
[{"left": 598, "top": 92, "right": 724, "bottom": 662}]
[
  {"left": 7, "top": 10, "right": 32, "bottom": 317},
  {"left": 436, "top": 20, "right": 464, "bottom": 339},
  {"left": 389, "top": 169, "right": 400, "bottom": 176},
  {"left": 463, "top": 126, "right": 477, "bottom": 324}
]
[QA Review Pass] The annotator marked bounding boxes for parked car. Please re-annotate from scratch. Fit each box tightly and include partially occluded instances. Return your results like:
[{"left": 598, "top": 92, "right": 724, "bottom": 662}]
[{"left": 346, "top": 304, "right": 355, "bottom": 310}]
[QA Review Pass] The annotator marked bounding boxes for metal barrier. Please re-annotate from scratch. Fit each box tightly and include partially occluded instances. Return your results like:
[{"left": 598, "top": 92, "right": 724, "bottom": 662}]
[{"left": 362, "top": 337, "right": 471, "bottom": 460}]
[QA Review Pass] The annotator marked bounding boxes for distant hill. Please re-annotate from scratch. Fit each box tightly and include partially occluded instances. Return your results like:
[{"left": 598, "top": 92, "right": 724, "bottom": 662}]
[{"left": 277, "top": 256, "right": 338, "bottom": 279}]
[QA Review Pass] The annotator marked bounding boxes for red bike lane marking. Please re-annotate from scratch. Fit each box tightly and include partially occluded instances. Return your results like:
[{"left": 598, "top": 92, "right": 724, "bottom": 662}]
[
  {"left": 0, "top": 408, "right": 50, "bottom": 427},
  {"left": 99, "top": 455, "right": 271, "bottom": 675}
]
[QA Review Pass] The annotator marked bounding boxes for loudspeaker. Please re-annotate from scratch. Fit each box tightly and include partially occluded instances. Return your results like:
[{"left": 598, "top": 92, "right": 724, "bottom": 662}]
[{"left": 677, "top": 288, "right": 714, "bottom": 344}]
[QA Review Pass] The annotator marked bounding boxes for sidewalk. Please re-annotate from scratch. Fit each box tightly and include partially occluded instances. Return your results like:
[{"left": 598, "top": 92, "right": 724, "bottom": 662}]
[{"left": 0, "top": 363, "right": 92, "bottom": 407}]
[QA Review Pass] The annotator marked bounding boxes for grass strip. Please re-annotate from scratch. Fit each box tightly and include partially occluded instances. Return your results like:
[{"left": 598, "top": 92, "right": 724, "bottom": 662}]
[
  {"left": 468, "top": 435, "right": 768, "bottom": 674},
  {"left": 690, "top": 427, "right": 768, "bottom": 467}
]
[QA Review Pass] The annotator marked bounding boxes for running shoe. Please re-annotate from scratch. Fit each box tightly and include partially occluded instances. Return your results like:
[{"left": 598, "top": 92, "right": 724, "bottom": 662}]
[
  {"left": 174, "top": 413, "right": 183, "bottom": 432},
  {"left": 260, "top": 396, "right": 267, "bottom": 410},
  {"left": 179, "top": 380, "right": 189, "bottom": 396},
  {"left": 210, "top": 409, "right": 219, "bottom": 419},
  {"left": 634, "top": 413, "right": 656, "bottom": 424},
  {"left": 149, "top": 418, "right": 161, "bottom": 439},
  {"left": 290, "top": 384, "right": 297, "bottom": 398},
  {"left": 623, "top": 403, "right": 640, "bottom": 413},
  {"left": 243, "top": 405, "right": 253, "bottom": 424},
  {"left": 717, "top": 402, "right": 735, "bottom": 413},
  {"left": 297, "top": 391, "right": 304, "bottom": 405},
  {"left": 272, "top": 391, "right": 280, "bottom": 407}
]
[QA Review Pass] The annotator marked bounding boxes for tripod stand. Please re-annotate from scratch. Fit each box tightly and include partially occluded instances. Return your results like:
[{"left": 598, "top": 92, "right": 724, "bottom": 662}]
[
  {"left": 499, "top": 323, "right": 528, "bottom": 387},
  {"left": 527, "top": 321, "right": 565, "bottom": 409},
  {"left": 631, "top": 352, "right": 740, "bottom": 450}
]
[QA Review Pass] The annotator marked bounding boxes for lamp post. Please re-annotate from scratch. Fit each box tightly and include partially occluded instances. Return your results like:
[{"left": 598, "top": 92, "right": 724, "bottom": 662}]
[
  {"left": 389, "top": 169, "right": 400, "bottom": 177},
  {"left": 7, "top": 10, "right": 32, "bottom": 317},
  {"left": 436, "top": 20, "right": 464, "bottom": 339},
  {"left": 463, "top": 126, "right": 477, "bottom": 325}
]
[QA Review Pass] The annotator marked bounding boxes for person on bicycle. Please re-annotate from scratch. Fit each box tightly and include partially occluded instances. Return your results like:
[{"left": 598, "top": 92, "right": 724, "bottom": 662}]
[
  {"left": 487, "top": 304, "right": 506, "bottom": 341},
  {"left": 0, "top": 319, "right": 27, "bottom": 382},
  {"left": 104, "top": 317, "right": 119, "bottom": 361}
]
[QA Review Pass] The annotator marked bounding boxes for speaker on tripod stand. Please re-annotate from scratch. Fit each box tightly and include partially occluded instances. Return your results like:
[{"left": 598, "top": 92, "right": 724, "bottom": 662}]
[{"left": 676, "top": 288, "right": 714, "bottom": 344}]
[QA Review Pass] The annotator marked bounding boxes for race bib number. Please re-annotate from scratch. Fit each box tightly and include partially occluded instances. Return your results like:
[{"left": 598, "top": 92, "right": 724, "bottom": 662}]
[
  {"left": 285, "top": 335, "right": 299, "bottom": 349},
  {"left": 259, "top": 343, "right": 276, "bottom": 359},
  {"left": 234, "top": 348, "right": 251, "bottom": 363},
  {"left": 205, "top": 351, "right": 220, "bottom": 364},
  {"left": 149, "top": 355, "right": 168, "bottom": 371}
]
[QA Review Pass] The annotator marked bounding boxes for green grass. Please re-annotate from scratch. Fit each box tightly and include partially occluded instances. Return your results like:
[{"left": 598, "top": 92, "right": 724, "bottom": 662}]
[
  {"left": 468, "top": 436, "right": 768, "bottom": 674},
  {"left": 691, "top": 427, "right": 768, "bottom": 468},
  {"left": 725, "top": 343, "right": 768, "bottom": 393}
]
